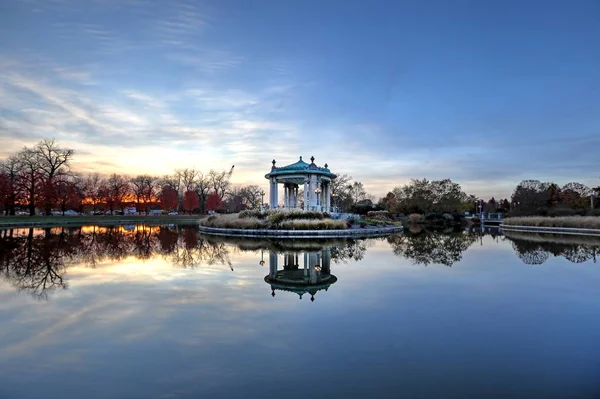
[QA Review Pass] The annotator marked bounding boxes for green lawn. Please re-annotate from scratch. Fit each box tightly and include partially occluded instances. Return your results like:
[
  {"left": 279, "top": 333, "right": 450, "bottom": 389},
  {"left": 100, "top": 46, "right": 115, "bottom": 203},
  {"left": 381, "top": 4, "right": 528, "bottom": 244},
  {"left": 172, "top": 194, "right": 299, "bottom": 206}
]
[{"left": 0, "top": 214, "right": 204, "bottom": 227}]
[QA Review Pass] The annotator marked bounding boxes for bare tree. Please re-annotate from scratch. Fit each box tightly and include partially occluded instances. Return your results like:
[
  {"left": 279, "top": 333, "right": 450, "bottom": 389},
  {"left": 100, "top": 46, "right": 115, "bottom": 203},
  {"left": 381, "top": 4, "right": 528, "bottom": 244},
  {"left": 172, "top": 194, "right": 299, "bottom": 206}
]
[
  {"left": 35, "top": 139, "right": 74, "bottom": 215},
  {"left": 239, "top": 185, "right": 262, "bottom": 209},
  {"left": 84, "top": 173, "right": 105, "bottom": 213},
  {"left": 15, "top": 147, "right": 42, "bottom": 216},
  {"left": 0, "top": 156, "right": 21, "bottom": 215},
  {"left": 104, "top": 174, "right": 130, "bottom": 214},
  {"left": 208, "top": 167, "right": 233, "bottom": 201},
  {"left": 348, "top": 181, "right": 367, "bottom": 204},
  {"left": 193, "top": 172, "right": 211, "bottom": 215},
  {"left": 175, "top": 168, "right": 199, "bottom": 192}
]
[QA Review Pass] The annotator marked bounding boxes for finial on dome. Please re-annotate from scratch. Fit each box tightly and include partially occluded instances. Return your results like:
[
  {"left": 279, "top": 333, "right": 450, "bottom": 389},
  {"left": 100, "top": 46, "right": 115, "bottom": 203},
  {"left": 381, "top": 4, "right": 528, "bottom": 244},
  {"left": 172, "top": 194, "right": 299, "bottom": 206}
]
[
  {"left": 272, "top": 159, "right": 276, "bottom": 166},
  {"left": 299, "top": 156, "right": 303, "bottom": 161},
  {"left": 310, "top": 156, "right": 315, "bottom": 163},
  {"left": 324, "top": 163, "right": 328, "bottom": 168}
]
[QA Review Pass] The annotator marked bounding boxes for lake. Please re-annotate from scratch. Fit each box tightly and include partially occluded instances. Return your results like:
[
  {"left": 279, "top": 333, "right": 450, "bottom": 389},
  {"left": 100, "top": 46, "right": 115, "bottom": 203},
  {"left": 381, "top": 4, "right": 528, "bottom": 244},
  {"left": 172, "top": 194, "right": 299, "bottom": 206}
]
[{"left": 0, "top": 225, "right": 599, "bottom": 399}]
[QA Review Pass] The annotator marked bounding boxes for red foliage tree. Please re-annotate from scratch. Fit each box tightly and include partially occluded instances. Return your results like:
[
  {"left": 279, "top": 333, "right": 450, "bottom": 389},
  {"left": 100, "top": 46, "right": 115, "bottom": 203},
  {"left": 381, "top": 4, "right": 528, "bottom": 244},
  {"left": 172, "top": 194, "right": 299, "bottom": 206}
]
[
  {"left": 159, "top": 186, "right": 178, "bottom": 212},
  {"left": 206, "top": 192, "right": 222, "bottom": 212},
  {"left": 0, "top": 172, "right": 9, "bottom": 214},
  {"left": 40, "top": 179, "right": 58, "bottom": 213},
  {"left": 183, "top": 190, "right": 199, "bottom": 214}
]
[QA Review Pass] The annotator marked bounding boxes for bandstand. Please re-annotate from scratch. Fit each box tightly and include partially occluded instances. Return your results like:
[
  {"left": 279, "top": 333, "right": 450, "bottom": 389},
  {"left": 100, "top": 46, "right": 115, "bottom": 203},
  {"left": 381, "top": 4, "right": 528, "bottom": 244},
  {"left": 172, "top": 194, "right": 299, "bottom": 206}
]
[{"left": 265, "top": 156, "right": 336, "bottom": 212}]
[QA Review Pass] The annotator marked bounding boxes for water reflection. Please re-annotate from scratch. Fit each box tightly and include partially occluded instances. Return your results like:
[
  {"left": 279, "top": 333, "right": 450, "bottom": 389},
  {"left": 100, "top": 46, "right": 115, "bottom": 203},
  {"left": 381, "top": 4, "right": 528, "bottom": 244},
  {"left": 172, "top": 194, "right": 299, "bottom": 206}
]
[
  {"left": 504, "top": 230, "right": 600, "bottom": 265},
  {"left": 1, "top": 225, "right": 600, "bottom": 398},
  {"left": 386, "top": 229, "right": 478, "bottom": 267},
  {"left": 0, "top": 225, "right": 238, "bottom": 299},
  {"left": 2, "top": 225, "right": 600, "bottom": 301},
  {"left": 265, "top": 248, "right": 337, "bottom": 301}
]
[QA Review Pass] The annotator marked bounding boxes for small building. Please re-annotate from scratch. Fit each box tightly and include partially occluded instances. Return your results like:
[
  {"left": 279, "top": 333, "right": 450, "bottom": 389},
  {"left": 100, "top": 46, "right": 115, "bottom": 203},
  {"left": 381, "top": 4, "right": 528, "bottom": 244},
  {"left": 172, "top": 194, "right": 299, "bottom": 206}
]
[{"left": 265, "top": 156, "right": 336, "bottom": 212}]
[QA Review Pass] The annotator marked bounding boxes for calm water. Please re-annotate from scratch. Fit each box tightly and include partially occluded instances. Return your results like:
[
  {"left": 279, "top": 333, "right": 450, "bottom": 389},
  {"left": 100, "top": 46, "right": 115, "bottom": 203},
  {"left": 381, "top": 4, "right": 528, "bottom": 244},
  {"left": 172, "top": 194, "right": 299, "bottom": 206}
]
[{"left": 1, "top": 225, "right": 599, "bottom": 399}]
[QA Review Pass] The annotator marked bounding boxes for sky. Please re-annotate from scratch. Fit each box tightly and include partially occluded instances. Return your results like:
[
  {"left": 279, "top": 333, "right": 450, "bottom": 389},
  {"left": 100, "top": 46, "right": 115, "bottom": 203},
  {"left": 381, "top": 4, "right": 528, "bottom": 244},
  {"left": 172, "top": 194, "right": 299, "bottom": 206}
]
[{"left": 0, "top": 0, "right": 599, "bottom": 199}]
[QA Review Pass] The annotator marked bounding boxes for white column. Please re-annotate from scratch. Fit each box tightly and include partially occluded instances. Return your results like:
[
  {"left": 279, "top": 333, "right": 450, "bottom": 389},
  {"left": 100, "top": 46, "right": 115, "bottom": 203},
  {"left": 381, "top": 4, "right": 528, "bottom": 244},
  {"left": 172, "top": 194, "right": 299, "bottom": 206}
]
[
  {"left": 269, "top": 178, "right": 278, "bottom": 209},
  {"left": 309, "top": 175, "right": 318, "bottom": 210},
  {"left": 303, "top": 180, "right": 308, "bottom": 210},
  {"left": 283, "top": 184, "right": 288, "bottom": 208},
  {"left": 269, "top": 252, "right": 278, "bottom": 279},
  {"left": 293, "top": 186, "right": 298, "bottom": 208},
  {"left": 303, "top": 252, "right": 308, "bottom": 277},
  {"left": 309, "top": 252, "right": 318, "bottom": 284},
  {"left": 274, "top": 180, "right": 279, "bottom": 208},
  {"left": 325, "top": 182, "right": 331, "bottom": 212}
]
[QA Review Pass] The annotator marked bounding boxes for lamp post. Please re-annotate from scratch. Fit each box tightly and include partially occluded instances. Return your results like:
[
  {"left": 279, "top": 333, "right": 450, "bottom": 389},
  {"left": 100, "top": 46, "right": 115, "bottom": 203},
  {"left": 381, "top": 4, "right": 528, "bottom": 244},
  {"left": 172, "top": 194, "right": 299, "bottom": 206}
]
[
  {"left": 591, "top": 190, "right": 596, "bottom": 210},
  {"left": 315, "top": 187, "right": 321, "bottom": 211},
  {"left": 259, "top": 249, "right": 265, "bottom": 266},
  {"left": 332, "top": 192, "right": 338, "bottom": 213},
  {"left": 260, "top": 190, "right": 265, "bottom": 211}
]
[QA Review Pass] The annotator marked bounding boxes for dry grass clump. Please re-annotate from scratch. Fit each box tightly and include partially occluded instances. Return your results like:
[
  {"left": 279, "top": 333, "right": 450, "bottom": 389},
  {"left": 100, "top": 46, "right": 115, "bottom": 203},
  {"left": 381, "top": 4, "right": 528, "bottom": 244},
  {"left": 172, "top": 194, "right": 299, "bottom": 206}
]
[
  {"left": 202, "top": 211, "right": 345, "bottom": 230},
  {"left": 202, "top": 214, "right": 263, "bottom": 229},
  {"left": 279, "top": 219, "right": 347, "bottom": 230},
  {"left": 503, "top": 216, "right": 600, "bottom": 229},
  {"left": 238, "top": 209, "right": 329, "bottom": 222},
  {"left": 409, "top": 213, "right": 422, "bottom": 223}
]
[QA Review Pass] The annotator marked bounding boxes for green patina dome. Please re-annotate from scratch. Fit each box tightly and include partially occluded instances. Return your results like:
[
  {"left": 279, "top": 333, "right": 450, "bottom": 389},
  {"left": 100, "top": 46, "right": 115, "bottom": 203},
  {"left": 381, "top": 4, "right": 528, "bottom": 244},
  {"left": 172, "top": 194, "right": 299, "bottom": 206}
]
[{"left": 265, "top": 156, "right": 336, "bottom": 179}]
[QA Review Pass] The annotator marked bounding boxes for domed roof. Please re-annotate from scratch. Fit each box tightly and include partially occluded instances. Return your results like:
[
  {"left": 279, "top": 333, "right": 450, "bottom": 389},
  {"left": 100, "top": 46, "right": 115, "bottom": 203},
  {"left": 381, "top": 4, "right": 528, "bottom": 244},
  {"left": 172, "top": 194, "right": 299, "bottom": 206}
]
[
  {"left": 278, "top": 156, "right": 310, "bottom": 171},
  {"left": 265, "top": 156, "right": 336, "bottom": 179}
]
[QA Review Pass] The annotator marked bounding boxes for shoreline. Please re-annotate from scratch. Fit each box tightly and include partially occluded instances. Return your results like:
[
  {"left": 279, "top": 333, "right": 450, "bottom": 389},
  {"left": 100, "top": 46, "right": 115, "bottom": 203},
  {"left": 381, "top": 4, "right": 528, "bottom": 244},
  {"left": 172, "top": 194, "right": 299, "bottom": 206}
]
[
  {"left": 0, "top": 215, "right": 203, "bottom": 229},
  {"left": 500, "top": 224, "right": 600, "bottom": 237}
]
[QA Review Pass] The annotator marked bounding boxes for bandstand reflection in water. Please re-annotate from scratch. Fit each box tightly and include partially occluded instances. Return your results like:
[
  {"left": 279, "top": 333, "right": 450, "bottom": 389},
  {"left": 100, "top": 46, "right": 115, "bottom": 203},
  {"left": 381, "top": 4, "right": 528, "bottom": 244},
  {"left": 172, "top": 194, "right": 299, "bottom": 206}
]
[{"left": 262, "top": 247, "right": 337, "bottom": 301}]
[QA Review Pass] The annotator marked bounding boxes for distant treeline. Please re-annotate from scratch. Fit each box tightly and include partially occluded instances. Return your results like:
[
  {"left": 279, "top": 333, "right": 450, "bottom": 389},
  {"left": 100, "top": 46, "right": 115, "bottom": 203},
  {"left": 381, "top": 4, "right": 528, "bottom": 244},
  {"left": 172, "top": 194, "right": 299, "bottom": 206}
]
[
  {"left": 2, "top": 139, "right": 597, "bottom": 217},
  {"left": 0, "top": 139, "right": 260, "bottom": 216}
]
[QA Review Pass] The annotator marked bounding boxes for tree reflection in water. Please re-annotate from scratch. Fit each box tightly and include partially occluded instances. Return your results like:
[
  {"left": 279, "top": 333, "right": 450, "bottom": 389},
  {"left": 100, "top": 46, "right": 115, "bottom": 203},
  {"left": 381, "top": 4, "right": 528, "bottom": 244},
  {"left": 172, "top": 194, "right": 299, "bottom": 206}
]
[
  {"left": 387, "top": 229, "right": 478, "bottom": 267},
  {"left": 0, "top": 225, "right": 236, "bottom": 299},
  {"left": 504, "top": 230, "right": 600, "bottom": 265},
  {"left": 2, "top": 224, "right": 599, "bottom": 299}
]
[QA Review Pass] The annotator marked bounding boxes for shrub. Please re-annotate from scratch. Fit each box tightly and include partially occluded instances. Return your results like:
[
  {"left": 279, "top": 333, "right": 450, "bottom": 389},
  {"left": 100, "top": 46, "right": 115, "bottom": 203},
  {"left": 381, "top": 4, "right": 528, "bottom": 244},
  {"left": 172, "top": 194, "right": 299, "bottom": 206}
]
[
  {"left": 279, "top": 219, "right": 347, "bottom": 230},
  {"left": 408, "top": 213, "right": 422, "bottom": 223},
  {"left": 367, "top": 210, "right": 390, "bottom": 218},
  {"left": 267, "top": 212, "right": 286, "bottom": 225},
  {"left": 238, "top": 210, "right": 265, "bottom": 219},
  {"left": 547, "top": 207, "right": 582, "bottom": 217}
]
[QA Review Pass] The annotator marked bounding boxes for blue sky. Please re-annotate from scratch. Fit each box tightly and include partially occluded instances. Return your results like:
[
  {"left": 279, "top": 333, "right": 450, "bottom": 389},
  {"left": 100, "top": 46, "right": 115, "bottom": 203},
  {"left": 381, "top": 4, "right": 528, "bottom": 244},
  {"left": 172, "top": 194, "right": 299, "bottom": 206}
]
[{"left": 1, "top": 0, "right": 599, "bottom": 199}]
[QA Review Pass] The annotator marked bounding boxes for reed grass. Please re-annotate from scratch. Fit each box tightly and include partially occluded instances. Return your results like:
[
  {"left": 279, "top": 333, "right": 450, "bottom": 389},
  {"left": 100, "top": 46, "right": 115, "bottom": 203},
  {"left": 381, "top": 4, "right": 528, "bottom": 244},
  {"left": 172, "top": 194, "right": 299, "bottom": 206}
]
[{"left": 503, "top": 216, "right": 600, "bottom": 229}]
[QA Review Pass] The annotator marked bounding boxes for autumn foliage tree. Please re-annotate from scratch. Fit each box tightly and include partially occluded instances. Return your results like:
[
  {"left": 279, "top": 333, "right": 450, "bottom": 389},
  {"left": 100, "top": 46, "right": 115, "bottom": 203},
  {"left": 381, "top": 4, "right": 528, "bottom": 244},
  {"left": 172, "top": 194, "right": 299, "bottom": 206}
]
[
  {"left": 183, "top": 190, "right": 199, "bottom": 214},
  {"left": 160, "top": 186, "right": 179, "bottom": 212},
  {"left": 206, "top": 192, "right": 222, "bottom": 212}
]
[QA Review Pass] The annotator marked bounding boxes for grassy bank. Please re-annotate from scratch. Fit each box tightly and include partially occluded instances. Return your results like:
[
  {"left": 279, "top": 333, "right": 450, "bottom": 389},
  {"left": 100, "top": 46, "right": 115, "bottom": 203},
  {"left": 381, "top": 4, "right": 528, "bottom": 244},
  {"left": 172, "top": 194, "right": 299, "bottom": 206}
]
[
  {"left": 0, "top": 214, "right": 203, "bottom": 227},
  {"left": 201, "top": 210, "right": 348, "bottom": 230},
  {"left": 503, "top": 216, "right": 600, "bottom": 229}
]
